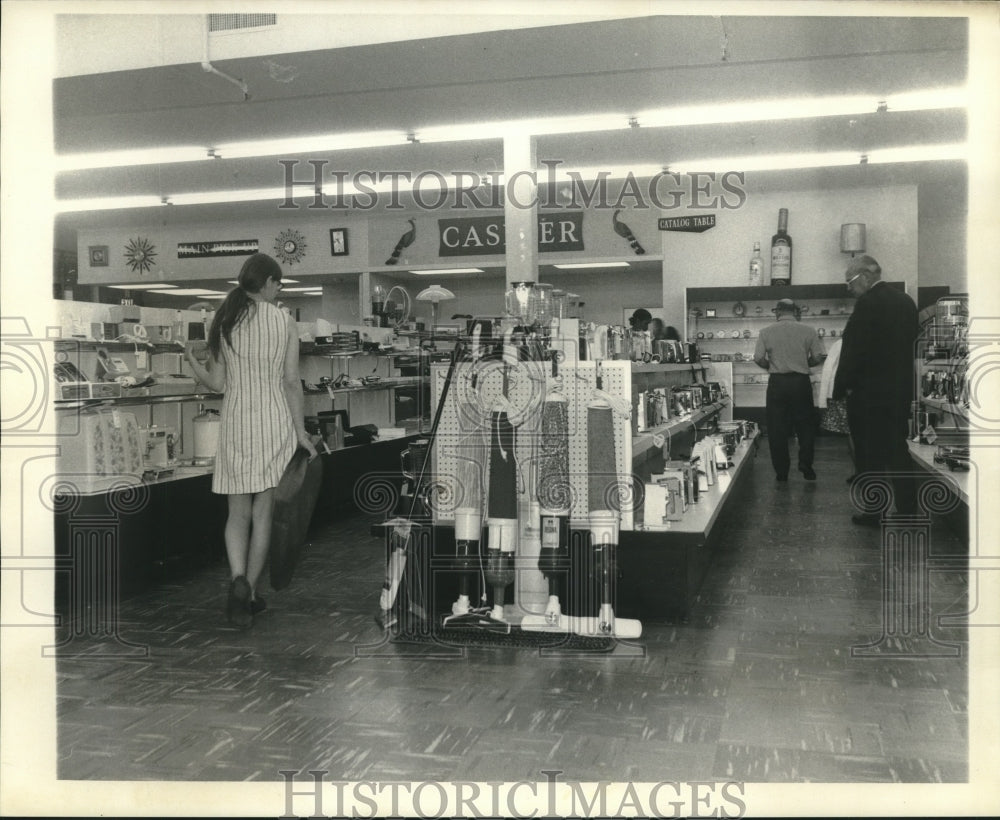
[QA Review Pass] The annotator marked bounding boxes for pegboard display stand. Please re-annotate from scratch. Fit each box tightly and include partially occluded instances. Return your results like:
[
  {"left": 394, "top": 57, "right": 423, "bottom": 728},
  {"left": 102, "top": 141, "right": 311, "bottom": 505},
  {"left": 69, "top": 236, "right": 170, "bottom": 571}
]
[
  {"left": 400, "top": 351, "right": 756, "bottom": 628},
  {"left": 429, "top": 357, "right": 634, "bottom": 530},
  {"left": 428, "top": 354, "right": 633, "bottom": 620}
]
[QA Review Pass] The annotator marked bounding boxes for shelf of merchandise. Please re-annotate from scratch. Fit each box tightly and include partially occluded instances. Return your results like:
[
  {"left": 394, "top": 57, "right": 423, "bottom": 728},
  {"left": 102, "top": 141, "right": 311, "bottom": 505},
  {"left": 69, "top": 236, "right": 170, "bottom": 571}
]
[
  {"left": 53, "top": 339, "right": 431, "bottom": 479},
  {"left": 906, "top": 440, "right": 969, "bottom": 505},
  {"left": 632, "top": 432, "right": 758, "bottom": 536},
  {"left": 390, "top": 356, "right": 757, "bottom": 629},
  {"left": 632, "top": 401, "right": 730, "bottom": 463},
  {"left": 909, "top": 357, "right": 970, "bottom": 506},
  {"left": 684, "top": 284, "right": 897, "bottom": 417}
]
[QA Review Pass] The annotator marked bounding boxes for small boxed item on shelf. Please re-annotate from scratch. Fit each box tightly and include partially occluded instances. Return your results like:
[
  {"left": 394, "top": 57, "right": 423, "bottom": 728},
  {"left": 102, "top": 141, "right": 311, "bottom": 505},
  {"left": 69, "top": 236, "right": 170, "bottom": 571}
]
[
  {"left": 654, "top": 340, "right": 684, "bottom": 363},
  {"left": 56, "top": 406, "right": 144, "bottom": 489},
  {"left": 661, "top": 459, "right": 699, "bottom": 505},
  {"left": 690, "top": 383, "right": 712, "bottom": 406},
  {"left": 706, "top": 381, "right": 726, "bottom": 401},
  {"left": 109, "top": 305, "right": 142, "bottom": 324},
  {"left": 933, "top": 444, "right": 970, "bottom": 471},
  {"left": 643, "top": 479, "right": 686, "bottom": 527},
  {"left": 313, "top": 331, "right": 361, "bottom": 353}
]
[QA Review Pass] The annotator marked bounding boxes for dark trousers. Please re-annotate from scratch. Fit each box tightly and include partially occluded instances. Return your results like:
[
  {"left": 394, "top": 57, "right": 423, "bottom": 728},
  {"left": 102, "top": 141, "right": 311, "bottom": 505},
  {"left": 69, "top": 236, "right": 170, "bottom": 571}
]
[
  {"left": 847, "top": 394, "right": 917, "bottom": 514},
  {"left": 765, "top": 372, "right": 815, "bottom": 477}
]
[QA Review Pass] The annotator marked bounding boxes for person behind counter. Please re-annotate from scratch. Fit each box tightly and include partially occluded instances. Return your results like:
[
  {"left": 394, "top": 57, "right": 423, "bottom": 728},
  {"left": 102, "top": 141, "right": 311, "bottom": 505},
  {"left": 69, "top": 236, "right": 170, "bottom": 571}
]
[
  {"left": 754, "top": 298, "right": 825, "bottom": 482},
  {"left": 628, "top": 308, "right": 652, "bottom": 332},
  {"left": 185, "top": 252, "right": 317, "bottom": 627}
]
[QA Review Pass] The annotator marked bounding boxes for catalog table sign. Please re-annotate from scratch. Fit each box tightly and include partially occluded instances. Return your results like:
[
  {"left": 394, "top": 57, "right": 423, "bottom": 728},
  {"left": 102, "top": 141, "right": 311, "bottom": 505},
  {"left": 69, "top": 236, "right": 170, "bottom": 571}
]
[{"left": 658, "top": 215, "right": 716, "bottom": 233}]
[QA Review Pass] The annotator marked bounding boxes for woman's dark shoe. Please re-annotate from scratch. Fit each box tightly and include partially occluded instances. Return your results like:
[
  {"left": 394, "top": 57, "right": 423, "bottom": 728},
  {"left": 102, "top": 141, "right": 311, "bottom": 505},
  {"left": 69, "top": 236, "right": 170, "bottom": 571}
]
[
  {"left": 250, "top": 596, "right": 267, "bottom": 616},
  {"left": 227, "top": 575, "right": 253, "bottom": 627}
]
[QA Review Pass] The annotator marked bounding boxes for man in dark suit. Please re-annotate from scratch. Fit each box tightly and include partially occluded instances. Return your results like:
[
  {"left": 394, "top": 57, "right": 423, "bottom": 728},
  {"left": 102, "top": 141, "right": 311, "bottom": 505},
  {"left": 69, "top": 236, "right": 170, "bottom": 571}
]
[{"left": 833, "top": 255, "right": 919, "bottom": 522}]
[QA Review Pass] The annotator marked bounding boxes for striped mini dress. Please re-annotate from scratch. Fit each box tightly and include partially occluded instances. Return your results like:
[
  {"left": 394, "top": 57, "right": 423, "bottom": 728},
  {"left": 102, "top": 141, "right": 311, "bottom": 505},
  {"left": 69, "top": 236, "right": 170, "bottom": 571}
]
[{"left": 212, "top": 300, "right": 296, "bottom": 495}]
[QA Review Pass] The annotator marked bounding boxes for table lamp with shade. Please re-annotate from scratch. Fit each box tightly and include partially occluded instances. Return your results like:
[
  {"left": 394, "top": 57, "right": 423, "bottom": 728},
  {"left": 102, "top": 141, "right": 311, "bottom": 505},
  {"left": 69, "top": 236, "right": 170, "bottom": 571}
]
[{"left": 416, "top": 284, "right": 455, "bottom": 349}]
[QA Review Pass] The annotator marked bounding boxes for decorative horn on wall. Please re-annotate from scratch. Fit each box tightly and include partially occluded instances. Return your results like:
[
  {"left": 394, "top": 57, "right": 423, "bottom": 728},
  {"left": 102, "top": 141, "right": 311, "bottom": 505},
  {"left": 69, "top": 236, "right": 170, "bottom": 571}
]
[
  {"left": 385, "top": 219, "right": 416, "bottom": 265},
  {"left": 612, "top": 210, "right": 645, "bottom": 255}
]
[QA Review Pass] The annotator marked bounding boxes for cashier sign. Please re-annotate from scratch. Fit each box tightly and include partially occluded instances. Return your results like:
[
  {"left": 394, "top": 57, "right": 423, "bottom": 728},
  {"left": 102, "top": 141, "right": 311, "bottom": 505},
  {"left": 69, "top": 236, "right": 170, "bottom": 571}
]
[{"left": 438, "top": 212, "right": 584, "bottom": 256}]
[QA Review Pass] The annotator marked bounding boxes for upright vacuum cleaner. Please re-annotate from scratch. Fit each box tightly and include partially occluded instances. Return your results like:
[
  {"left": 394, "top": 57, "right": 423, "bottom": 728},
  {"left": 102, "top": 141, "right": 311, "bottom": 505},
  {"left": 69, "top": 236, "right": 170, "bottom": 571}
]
[
  {"left": 520, "top": 360, "right": 571, "bottom": 633},
  {"left": 579, "top": 362, "right": 642, "bottom": 639},
  {"left": 480, "top": 358, "right": 519, "bottom": 631},
  {"left": 441, "top": 345, "right": 494, "bottom": 630},
  {"left": 377, "top": 339, "right": 466, "bottom": 631}
]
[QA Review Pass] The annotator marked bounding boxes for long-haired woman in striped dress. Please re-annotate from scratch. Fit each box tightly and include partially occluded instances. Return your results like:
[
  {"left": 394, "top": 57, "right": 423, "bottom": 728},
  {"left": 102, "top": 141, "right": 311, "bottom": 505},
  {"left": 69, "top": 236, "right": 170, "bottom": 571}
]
[{"left": 185, "top": 253, "right": 317, "bottom": 626}]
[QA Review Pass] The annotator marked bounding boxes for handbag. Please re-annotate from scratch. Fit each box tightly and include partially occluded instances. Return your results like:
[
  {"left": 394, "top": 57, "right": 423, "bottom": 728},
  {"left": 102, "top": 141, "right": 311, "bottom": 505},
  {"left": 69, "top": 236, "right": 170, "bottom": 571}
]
[{"left": 269, "top": 446, "right": 324, "bottom": 590}]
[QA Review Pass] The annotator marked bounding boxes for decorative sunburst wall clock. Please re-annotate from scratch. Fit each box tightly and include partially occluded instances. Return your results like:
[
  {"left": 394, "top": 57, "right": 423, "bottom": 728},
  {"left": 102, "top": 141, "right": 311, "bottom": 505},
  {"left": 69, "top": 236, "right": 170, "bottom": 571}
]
[
  {"left": 124, "top": 236, "right": 157, "bottom": 273},
  {"left": 274, "top": 229, "right": 307, "bottom": 265}
]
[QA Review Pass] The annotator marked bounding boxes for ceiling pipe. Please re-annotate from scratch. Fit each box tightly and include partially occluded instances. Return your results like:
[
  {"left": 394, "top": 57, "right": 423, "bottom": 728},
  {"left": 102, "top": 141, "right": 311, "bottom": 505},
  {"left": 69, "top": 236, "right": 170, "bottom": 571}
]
[{"left": 203, "top": 16, "right": 250, "bottom": 101}]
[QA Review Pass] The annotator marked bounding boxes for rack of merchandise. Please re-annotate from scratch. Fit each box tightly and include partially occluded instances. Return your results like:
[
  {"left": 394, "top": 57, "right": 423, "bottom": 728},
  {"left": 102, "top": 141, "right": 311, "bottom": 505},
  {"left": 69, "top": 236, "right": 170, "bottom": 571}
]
[
  {"left": 53, "top": 339, "right": 430, "bottom": 490},
  {"left": 384, "top": 353, "right": 757, "bottom": 633},
  {"left": 685, "top": 284, "right": 903, "bottom": 421},
  {"left": 50, "top": 336, "right": 430, "bottom": 613},
  {"left": 910, "top": 340, "right": 970, "bottom": 506}
]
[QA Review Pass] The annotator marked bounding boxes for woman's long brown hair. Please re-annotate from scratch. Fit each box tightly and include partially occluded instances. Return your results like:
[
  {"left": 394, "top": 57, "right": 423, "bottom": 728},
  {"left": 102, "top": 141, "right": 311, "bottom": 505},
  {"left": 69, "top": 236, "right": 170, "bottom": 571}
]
[{"left": 208, "top": 253, "right": 282, "bottom": 358}]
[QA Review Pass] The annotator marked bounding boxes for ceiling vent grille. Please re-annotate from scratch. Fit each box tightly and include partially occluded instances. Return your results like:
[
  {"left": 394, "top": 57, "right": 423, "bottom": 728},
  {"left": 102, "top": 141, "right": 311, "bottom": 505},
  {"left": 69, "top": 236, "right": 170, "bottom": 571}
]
[{"left": 209, "top": 14, "right": 277, "bottom": 33}]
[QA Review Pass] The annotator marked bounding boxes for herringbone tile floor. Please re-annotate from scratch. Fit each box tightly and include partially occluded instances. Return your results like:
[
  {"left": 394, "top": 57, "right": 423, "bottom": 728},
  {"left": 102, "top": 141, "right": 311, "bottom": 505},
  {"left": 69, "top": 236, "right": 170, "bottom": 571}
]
[{"left": 55, "top": 438, "right": 969, "bottom": 783}]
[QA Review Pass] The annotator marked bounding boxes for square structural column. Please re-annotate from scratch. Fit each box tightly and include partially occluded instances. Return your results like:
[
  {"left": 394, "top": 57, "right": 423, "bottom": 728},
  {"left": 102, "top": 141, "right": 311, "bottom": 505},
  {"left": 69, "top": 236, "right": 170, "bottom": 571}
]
[{"left": 503, "top": 132, "right": 538, "bottom": 287}]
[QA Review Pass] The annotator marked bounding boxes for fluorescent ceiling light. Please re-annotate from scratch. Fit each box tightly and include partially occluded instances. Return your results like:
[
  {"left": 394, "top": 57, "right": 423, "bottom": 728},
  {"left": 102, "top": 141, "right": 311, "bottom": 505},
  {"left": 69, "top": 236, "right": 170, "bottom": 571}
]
[
  {"left": 546, "top": 164, "right": 664, "bottom": 182},
  {"left": 866, "top": 143, "right": 967, "bottom": 164},
  {"left": 168, "top": 186, "right": 314, "bottom": 206},
  {"left": 668, "top": 151, "right": 860, "bottom": 174},
  {"left": 58, "top": 138, "right": 966, "bottom": 213},
  {"left": 638, "top": 96, "right": 871, "bottom": 128},
  {"left": 56, "top": 133, "right": 410, "bottom": 171},
  {"left": 883, "top": 87, "right": 968, "bottom": 112},
  {"left": 56, "top": 145, "right": 209, "bottom": 172},
  {"left": 280, "top": 286, "right": 323, "bottom": 292},
  {"left": 552, "top": 262, "right": 630, "bottom": 270},
  {"left": 56, "top": 194, "right": 166, "bottom": 213},
  {"left": 556, "top": 142, "right": 965, "bottom": 178},
  {"left": 410, "top": 268, "right": 485, "bottom": 275},
  {"left": 213, "top": 130, "right": 410, "bottom": 160},
  {"left": 418, "top": 114, "right": 624, "bottom": 143},
  {"left": 635, "top": 86, "right": 967, "bottom": 129},
  {"left": 54, "top": 85, "right": 966, "bottom": 174},
  {"left": 105, "top": 283, "right": 177, "bottom": 290},
  {"left": 156, "top": 288, "right": 228, "bottom": 297},
  {"left": 228, "top": 278, "right": 300, "bottom": 285},
  {"left": 59, "top": 186, "right": 318, "bottom": 211}
]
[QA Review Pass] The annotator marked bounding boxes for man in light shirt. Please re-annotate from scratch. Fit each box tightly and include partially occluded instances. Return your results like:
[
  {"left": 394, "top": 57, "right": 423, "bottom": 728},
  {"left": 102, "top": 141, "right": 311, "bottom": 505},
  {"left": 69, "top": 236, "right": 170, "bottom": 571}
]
[{"left": 754, "top": 298, "right": 825, "bottom": 481}]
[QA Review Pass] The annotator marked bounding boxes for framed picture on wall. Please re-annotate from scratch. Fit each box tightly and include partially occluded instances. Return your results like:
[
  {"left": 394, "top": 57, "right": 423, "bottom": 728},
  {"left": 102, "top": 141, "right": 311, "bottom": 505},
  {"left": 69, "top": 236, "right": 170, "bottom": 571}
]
[
  {"left": 88, "top": 245, "right": 109, "bottom": 267},
  {"left": 329, "top": 228, "right": 349, "bottom": 256}
]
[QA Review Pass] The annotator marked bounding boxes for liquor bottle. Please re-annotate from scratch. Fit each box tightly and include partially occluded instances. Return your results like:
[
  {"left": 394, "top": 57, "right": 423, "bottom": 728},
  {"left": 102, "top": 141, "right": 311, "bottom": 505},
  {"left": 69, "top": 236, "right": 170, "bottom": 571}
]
[
  {"left": 748, "top": 241, "right": 763, "bottom": 287},
  {"left": 770, "top": 208, "right": 792, "bottom": 286}
]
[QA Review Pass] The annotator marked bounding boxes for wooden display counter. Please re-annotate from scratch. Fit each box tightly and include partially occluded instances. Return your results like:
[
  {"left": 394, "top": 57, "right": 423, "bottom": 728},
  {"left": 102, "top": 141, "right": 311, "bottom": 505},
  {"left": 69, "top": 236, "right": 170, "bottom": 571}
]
[{"left": 53, "top": 434, "right": 421, "bottom": 617}]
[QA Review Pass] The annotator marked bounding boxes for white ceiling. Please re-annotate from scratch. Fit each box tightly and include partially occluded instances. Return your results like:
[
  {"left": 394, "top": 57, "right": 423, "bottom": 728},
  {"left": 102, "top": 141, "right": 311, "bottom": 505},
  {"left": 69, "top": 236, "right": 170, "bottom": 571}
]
[{"left": 53, "top": 13, "right": 969, "bottom": 264}]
